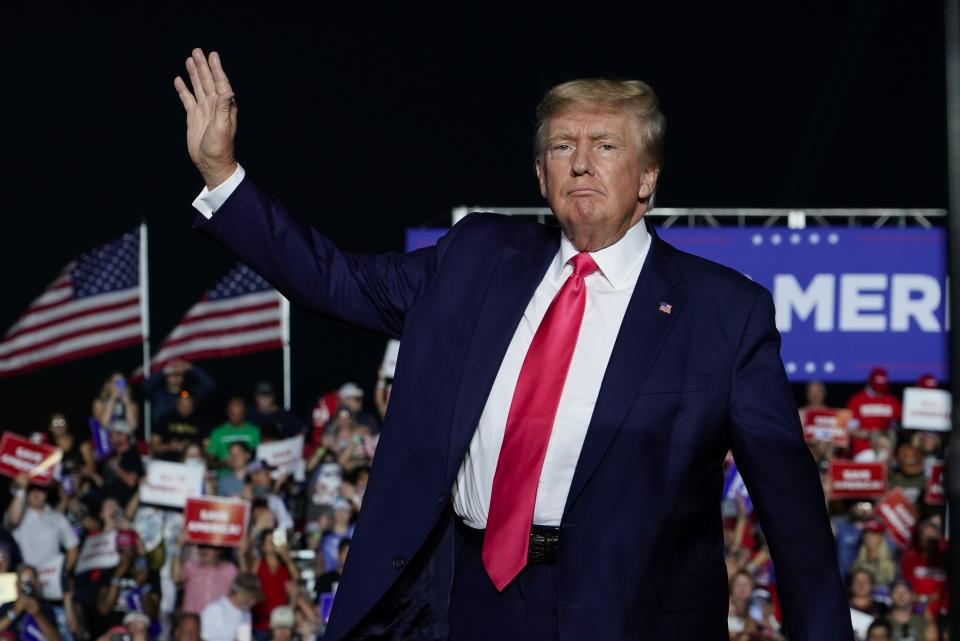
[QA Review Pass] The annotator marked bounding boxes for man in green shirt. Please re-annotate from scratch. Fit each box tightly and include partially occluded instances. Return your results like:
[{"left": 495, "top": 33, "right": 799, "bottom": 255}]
[{"left": 207, "top": 397, "right": 261, "bottom": 462}]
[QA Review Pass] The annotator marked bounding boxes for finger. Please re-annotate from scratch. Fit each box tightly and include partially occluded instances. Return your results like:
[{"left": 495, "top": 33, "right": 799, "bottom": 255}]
[
  {"left": 209, "top": 51, "right": 234, "bottom": 96},
  {"left": 214, "top": 89, "right": 236, "bottom": 116},
  {"left": 173, "top": 76, "right": 197, "bottom": 111},
  {"left": 213, "top": 94, "right": 237, "bottom": 135},
  {"left": 185, "top": 57, "right": 206, "bottom": 101},
  {"left": 191, "top": 48, "right": 217, "bottom": 97}
]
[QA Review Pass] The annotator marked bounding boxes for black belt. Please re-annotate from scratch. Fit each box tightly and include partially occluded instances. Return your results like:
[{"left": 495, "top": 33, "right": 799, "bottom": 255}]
[{"left": 455, "top": 515, "right": 560, "bottom": 565}]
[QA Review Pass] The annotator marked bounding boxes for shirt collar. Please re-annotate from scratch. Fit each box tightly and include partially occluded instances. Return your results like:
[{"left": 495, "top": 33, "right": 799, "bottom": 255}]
[{"left": 558, "top": 217, "right": 652, "bottom": 290}]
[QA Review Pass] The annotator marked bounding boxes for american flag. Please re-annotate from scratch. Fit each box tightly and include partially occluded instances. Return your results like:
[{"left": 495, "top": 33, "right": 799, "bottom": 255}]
[
  {"left": 722, "top": 460, "right": 753, "bottom": 514},
  {"left": 132, "top": 263, "right": 283, "bottom": 379},
  {"left": 0, "top": 230, "right": 142, "bottom": 378}
]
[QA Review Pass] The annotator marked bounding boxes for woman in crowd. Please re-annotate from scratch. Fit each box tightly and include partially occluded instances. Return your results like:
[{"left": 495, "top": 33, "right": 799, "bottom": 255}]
[
  {"left": 92, "top": 372, "right": 140, "bottom": 432},
  {"left": 852, "top": 520, "right": 897, "bottom": 586},
  {"left": 48, "top": 413, "right": 94, "bottom": 481},
  {"left": 848, "top": 568, "right": 887, "bottom": 620},
  {"left": 727, "top": 570, "right": 757, "bottom": 637},
  {"left": 900, "top": 516, "right": 948, "bottom": 618},
  {"left": 250, "top": 529, "right": 300, "bottom": 641}
]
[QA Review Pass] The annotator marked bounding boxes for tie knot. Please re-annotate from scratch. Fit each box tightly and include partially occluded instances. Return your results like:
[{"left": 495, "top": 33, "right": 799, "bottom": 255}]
[{"left": 569, "top": 252, "right": 599, "bottom": 279}]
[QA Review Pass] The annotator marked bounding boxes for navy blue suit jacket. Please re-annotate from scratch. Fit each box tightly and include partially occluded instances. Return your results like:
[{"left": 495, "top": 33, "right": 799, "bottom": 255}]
[{"left": 195, "top": 176, "right": 853, "bottom": 641}]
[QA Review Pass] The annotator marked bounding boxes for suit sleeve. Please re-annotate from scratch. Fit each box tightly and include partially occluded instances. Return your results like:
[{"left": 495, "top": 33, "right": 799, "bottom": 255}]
[
  {"left": 192, "top": 175, "right": 474, "bottom": 339},
  {"left": 728, "top": 286, "right": 853, "bottom": 641}
]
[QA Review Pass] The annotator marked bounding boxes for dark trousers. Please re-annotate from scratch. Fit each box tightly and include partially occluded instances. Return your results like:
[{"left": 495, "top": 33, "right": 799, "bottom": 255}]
[{"left": 449, "top": 520, "right": 560, "bottom": 641}]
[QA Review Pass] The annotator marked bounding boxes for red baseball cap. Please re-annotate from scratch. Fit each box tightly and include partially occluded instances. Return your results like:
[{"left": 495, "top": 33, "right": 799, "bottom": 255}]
[
  {"left": 864, "top": 519, "right": 885, "bottom": 534},
  {"left": 916, "top": 374, "right": 938, "bottom": 389},
  {"left": 116, "top": 529, "right": 139, "bottom": 549},
  {"left": 868, "top": 367, "right": 889, "bottom": 393}
]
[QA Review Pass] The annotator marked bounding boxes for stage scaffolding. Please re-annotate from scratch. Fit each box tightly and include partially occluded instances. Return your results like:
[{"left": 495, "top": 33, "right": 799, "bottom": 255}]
[{"left": 451, "top": 206, "right": 947, "bottom": 229}]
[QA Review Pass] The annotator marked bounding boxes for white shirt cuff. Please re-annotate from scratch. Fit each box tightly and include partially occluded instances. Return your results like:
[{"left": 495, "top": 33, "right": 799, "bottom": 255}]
[{"left": 191, "top": 164, "right": 246, "bottom": 219}]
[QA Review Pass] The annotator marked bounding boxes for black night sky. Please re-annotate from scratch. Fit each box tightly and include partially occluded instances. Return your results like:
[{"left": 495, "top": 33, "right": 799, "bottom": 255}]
[{"left": 0, "top": 2, "right": 948, "bottom": 433}]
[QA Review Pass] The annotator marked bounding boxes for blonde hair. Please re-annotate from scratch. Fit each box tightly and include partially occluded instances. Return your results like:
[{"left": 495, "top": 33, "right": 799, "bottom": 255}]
[{"left": 534, "top": 79, "right": 665, "bottom": 167}]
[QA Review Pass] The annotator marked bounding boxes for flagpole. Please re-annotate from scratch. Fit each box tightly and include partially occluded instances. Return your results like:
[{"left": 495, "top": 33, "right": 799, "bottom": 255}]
[
  {"left": 281, "top": 293, "right": 291, "bottom": 411},
  {"left": 139, "top": 221, "right": 152, "bottom": 441}
]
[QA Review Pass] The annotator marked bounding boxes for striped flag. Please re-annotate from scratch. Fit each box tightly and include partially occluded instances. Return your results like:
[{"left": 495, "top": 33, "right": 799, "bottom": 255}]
[
  {"left": 132, "top": 263, "right": 283, "bottom": 379},
  {"left": 0, "top": 230, "right": 142, "bottom": 378},
  {"left": 722, "top": 460, "right": 753, "bottom": 514}
]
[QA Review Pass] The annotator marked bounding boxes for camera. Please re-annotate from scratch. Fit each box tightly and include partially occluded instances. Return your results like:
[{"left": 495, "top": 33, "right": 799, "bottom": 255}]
[{"left": 18, "top": 578, "right": 36, "bottom": 599}]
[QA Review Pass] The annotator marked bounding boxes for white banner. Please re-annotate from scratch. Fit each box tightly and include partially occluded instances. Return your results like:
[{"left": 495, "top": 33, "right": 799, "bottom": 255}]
[
  {"left": 37, "top": 553, "right": 64, "bottom": 600},
  {"left": 257, "top": 436, "right": 304, "bottom": 480},
  {"left": 139, "top": 460, "right": 206, "bottom": 508},
  {"left": 903, "top": 387, "right": 952, "bottom": 431},
  {"left": 75, "top": 531, "right": 119, "bottom": 574},
  {"left": 382, "top": 339, "right": 400, "bottom": 378},
  {"left": 0, "top": 574, "right": 15, "bottom": 605}
]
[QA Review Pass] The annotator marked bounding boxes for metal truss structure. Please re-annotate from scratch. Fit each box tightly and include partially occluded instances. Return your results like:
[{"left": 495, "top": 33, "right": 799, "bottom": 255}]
[{"left": 451, "top": 206, "right": 947, "bottom": 229}]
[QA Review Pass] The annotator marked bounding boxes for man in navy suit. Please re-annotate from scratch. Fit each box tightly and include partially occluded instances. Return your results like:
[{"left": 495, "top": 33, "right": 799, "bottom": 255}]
[{"left": 174, "top": 49, "right": 853, "bottom": 641}]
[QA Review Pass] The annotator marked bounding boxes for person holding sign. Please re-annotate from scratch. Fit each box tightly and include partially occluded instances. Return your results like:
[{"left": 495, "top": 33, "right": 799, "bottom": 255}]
[
  {"left": 92, "top": 549, "right": 159, "bottom": 637},
  {"left": 5, "top": 475, "right": 78, "bottom": 573},
  {"left": 4, "top": 473, "right": 77, "bottom": 641},
  {"left": 171, "top": 528, "right": 238, "bottom": 615},
  {"left": 0, "top": 565, "right": 61, "bottom": 641}
]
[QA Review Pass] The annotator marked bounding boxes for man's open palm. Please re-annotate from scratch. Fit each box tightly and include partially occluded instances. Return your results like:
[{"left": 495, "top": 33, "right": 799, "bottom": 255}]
[{"left": 174, "top": 48, "right": 238, "bottom": 188}]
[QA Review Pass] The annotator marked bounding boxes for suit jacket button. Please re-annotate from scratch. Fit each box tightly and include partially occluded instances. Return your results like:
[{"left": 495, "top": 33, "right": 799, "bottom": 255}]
[
  {"left": 392, "top": 556, "right": 406, "bottom": 570},
  {"left": 437, "top": 493, "right": 448, "bottom": 503}
]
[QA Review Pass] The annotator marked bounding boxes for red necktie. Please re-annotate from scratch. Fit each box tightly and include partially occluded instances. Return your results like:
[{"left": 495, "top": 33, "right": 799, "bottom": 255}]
[{"left": 482, "top": 251, "right": 599, "bottom": 591}]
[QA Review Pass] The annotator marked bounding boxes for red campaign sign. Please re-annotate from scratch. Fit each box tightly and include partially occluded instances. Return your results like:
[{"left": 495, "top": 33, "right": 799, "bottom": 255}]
[
  {"left": 829, "top": 460, "right": 887, "bottom": 499},
  {"left": 183, "top": 496, "right": 250, "bottom": 547},
  {"left": 0, "top": 432, "right": 61, "bottom": 486},
  {"left": 876, "top": 488, "right": 919, "bottom": 549},
  {"left": 803, "top": 409, "right": 852, "bottom": 448},
  {"left": 925, "top": 460, "right": 945, "bottom": 506}
]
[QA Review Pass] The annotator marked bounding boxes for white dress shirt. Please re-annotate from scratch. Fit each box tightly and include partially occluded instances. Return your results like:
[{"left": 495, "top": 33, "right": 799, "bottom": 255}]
[
  {"left": 192, "top": 166, "right": 651, "bottom": 528},
  {"left": 192, "top": 164, "right": 246, "bottom": 219},
  {"left": 200, "top": 595, "right": 251, "bottom": 641},
  {"left": 452, "top": 219, "right": 650, "bottom": 527}
]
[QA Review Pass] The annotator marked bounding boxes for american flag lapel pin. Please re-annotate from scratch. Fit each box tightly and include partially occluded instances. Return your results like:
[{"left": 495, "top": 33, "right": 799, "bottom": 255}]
[{"left": 658, "top": 301, "right": 672, "bottom": 315}]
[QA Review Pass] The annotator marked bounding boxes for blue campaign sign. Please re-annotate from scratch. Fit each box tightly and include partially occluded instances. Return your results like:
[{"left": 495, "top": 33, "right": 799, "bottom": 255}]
[
  {"left": 406, "top": 229, "right": 448, "bottom": 252},
  {"left": 658, "top": 227, "right": 949, "bottom": 383},
  {"left": 407, "top": 224, "right": 949, "bottom": 382}
]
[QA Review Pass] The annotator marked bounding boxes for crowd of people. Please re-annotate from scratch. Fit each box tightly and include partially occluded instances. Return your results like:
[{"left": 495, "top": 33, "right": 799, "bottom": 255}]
[
  {"left": 0, "top": 359, "right": 950, "bottom": 641},
  {"left": 0, "top": 359, "right": 389, "bottom": 641},
  {"left": 726, "top": 367, "right": 951, "bottom": 641}
]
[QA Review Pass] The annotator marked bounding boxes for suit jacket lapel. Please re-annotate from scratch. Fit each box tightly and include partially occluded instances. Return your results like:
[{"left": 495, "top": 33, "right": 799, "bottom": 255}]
[
  {"left": 562, "top": 219, "right": 687, "bottom": 519},
  {"left": 444, "top": 231, "right": 559, "bottom": 482}
]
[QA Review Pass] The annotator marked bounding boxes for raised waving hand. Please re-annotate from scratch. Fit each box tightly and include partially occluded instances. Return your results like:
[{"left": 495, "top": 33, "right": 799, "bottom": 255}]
[{"left": 173, "top": 48, "right": 238, "bottom": 188}]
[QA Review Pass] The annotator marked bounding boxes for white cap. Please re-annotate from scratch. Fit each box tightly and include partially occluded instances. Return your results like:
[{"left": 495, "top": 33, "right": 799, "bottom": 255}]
[
  {"left": 270, "top": 606, "right": 295, "bottom": 629},
  {"left": 123, "top": 612, "right": 150, "bottom": 626},
  {"left": 338, "top": 382, "right": 363, "bottom": 399},
  {"left": 109, "top": 420, "right": 134, "bottom": 435}
]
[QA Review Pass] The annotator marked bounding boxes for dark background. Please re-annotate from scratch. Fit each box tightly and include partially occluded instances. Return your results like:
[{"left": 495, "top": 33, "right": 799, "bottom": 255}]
[{"left": 0, "top": 2, "right": 948, "bottom": 433}]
